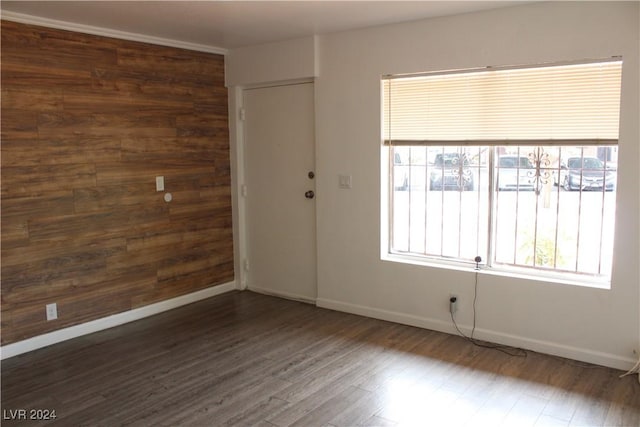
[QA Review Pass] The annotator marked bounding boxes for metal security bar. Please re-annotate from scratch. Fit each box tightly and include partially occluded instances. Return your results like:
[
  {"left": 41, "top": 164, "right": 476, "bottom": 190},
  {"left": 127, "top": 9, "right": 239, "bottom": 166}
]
[
  {"left": 389, "top": 144, "right": 617, "bottom": 279},
  {"left": 390, "top": 146, "right": 487, "bottom": 263}
]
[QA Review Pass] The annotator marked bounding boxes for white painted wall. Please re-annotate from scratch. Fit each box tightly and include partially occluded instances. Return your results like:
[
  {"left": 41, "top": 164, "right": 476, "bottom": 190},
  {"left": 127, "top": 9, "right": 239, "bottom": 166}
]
[
  {"left": 227, "top": 1, "right": 640, "bottom": 369},
  {"left": 225, "top": 36, "right": 318, "bottom": 86},
  {"left": 314, "top": 1, "right": 639, "bottom": 369}
]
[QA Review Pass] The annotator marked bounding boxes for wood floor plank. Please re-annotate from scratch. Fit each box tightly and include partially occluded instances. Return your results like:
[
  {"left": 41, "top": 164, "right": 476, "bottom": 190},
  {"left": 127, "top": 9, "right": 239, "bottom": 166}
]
[
  {"left": 361, "top": 415, "right": 398, "bottom": 427},
  {"left": 288, "top": 386, "right": 370, "bottom": 427},
  {"left": 223, "top": 397, "right": 290, "bottom": 427},
  {"left": 1, "top": 291, "right": 639, "bottom": 427},
  {"left": 535, "top": 414, "right": 570, "bottom": 427}
]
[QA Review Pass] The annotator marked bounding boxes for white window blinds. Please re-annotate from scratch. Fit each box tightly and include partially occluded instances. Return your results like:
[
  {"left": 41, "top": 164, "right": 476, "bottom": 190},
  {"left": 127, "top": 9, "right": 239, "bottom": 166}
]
[{"left": 383, "top": 60, "right": 622, "bottom": 144}]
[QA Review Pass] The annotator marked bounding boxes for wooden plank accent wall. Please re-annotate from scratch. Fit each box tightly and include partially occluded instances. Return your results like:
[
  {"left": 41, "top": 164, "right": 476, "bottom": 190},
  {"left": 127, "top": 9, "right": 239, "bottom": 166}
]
[{"left": 0, "top": 20, "right": 234, "bottom": 345}]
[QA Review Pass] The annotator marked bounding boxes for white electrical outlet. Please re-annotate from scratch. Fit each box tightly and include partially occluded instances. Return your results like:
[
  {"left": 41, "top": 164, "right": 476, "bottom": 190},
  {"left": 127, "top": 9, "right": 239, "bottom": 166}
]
[
  {"left": 449, "top": 295, "right": 458, "bottom": 314},
  {"left": 46, "top": 303, "right": 58, "bottom": 321}
]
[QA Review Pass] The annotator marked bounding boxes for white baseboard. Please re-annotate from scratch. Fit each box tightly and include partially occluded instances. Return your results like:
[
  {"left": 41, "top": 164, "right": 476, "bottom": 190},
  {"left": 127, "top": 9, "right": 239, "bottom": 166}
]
[
  {"left": 1, "top": 281, "right": 237, "bottom": 360},
  {"left": 316, "top": 297, "right": 636, "bottom": 371},
  {"left": 248, "top": 285, "right": 316, "bottom": 305}
]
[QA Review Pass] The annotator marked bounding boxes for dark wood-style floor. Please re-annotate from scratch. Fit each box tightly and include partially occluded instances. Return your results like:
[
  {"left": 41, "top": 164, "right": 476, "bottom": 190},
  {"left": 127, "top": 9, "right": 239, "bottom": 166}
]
[{"left": 2, "top": 291, "right": 639, "bottom": 426}]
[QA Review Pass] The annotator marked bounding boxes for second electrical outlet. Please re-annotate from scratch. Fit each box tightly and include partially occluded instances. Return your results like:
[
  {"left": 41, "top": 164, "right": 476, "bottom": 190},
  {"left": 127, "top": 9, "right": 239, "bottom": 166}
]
[{"left": 449, "top": 295, "right": 458, "bottom": 314}]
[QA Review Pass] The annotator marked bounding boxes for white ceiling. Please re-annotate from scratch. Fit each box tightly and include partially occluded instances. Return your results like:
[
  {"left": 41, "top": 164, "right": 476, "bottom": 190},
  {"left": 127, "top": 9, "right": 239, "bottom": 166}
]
[{"left": 0, "top": 1, "right": 527, "bottom": 51}]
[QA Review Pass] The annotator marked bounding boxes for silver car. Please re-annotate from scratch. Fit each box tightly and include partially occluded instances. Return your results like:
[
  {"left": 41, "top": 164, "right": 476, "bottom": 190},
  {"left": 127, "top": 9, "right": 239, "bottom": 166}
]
[
  {"left": 496, "top": 156, "right": 535, "bottom": 191},
  {"left": 558, "top": 157, "right": 616, "bottom": 191}
]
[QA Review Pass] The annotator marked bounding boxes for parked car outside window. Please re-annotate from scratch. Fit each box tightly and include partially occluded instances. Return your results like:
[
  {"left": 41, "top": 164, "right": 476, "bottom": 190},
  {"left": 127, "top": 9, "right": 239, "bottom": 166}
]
[
  {"left": 393, "top": 151, "right": 409, "bottom": 191},
  {"left": 557, "top": 157, "right": 616, "bottom": 191},
  {"left": 429, "top": 153, "right": 474, "bottom": 191},
  {"left": 496, "top": 156, "right": 535, "bottom": 191}
]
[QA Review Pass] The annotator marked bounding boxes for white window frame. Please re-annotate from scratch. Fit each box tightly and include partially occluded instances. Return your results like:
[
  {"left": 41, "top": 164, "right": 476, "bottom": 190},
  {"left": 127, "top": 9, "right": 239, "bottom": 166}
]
[{"left": 381, "top": 59, "right": 622, "bottom": 287}]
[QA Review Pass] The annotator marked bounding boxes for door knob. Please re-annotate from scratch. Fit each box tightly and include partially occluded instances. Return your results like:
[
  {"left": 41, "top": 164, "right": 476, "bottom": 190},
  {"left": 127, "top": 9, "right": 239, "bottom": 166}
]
[{"left": 305, "top": 190, "right": 315, "bottom": 199}]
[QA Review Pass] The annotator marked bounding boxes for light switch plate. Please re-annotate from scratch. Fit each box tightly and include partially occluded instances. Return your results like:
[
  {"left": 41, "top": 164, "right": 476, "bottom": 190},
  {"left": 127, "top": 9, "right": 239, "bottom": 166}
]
[
  {"left": 46, "top": 303, "right": 58, "bottom": 321},
  {"left": 339, "top": 174, "right": 352, "bottom": 189},
  {"left": 156, "top": 176, "right": 165, "bottom": 192}
]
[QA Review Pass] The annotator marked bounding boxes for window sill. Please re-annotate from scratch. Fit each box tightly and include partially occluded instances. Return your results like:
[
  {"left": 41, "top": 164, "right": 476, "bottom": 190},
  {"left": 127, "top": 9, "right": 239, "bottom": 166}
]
[{"left": 381, "top": 252, "right": 611, "bottom": 290}]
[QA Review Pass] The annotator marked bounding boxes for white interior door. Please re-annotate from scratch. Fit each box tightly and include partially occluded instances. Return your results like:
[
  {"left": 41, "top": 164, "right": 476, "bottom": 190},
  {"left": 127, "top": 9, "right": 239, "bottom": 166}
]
[{"left": 243, "top": 82, "right": 317, "bottom": 301}]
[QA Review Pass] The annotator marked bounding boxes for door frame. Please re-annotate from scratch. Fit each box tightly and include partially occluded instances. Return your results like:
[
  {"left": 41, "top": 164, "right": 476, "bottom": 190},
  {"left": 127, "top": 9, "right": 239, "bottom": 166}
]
[{"left": 228, "top": 79, "right": 316, "bottom": 299}]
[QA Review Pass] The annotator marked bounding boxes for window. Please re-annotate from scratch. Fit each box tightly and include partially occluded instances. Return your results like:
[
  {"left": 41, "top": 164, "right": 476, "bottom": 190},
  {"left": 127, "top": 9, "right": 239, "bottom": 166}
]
[{"left": 383, "top": 60, "right": 622, "bottom": 284}]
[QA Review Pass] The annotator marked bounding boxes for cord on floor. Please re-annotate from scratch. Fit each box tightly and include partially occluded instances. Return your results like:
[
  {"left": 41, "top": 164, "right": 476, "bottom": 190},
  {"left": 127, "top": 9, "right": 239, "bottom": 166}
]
[
  {"left": 619, "top": 357, "right": 640, "bottom": 383},
  {"left": 449, "top": 270, "right": 527, "bottom": 358},
  {"left": 450, "top": 310, "right": 527, "bottom": 357}
]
